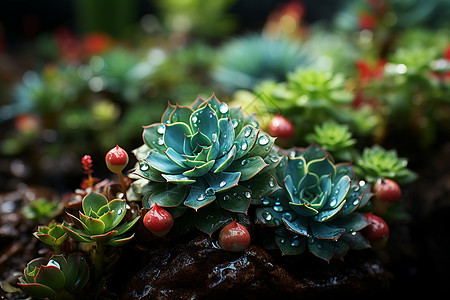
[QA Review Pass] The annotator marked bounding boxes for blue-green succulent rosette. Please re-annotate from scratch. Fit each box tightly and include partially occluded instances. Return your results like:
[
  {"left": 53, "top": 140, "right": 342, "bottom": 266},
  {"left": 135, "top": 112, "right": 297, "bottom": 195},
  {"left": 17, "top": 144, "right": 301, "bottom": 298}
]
[
  {"left": 130, "top": 95, "right": 281, "bottom": 235},
  {"left": 255, "top": 146, "right": 373, "bottom": 261}
]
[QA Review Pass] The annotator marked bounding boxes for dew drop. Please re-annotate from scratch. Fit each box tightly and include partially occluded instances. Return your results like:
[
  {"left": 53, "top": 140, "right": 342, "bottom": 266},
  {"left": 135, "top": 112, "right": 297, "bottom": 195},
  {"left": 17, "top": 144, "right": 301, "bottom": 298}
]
[
  {"left": 270, "top": 155, "right": 279, "bottom": 163},
  {"left": 157, "top": 124, "right": 165, "bottom": 134},
  {"left": 334, "top": 189, "right": 340, "bottom": 195},
  {"left": 205, "top": 188, "right": 215, "bottom": 196},
  {"left": 297, "top": 160, "right": 304, "bottom": 168},
  {"left": 241, "top": 159, "right": 248, "bottom": 166},
  {"left": 47, "top": 260, "right": 61, "bottom": 269},
  {"left": 231, "top": 119, "right": 238, "bottom": 128},
  {"left": 329, "top": 197, "right": 337, "bottom": 207},
  {"left": 117, "top": 208, "right": 123, "bottom": 215},
  {"left": 359, "top": 180, "right": 366, "bottom": 187},
  {"left": 197, "top": 194, "right": 206, "bottom": 201},
  {"left": 171, "top": 114, "right": 179, "bottom": 122},
  {"left": 351, "top": 231, "right": 357, "bottom": 236},
  {"left": 273, "top": 205, "right": 283, "bottom": 212},
  {"left": 352, "top": 186, "right": 360, "bottom": 192},
  {"left": 241, "top": 142, "right": 248, "bottom": 151},
  {"left": 291, "top": 238, "right": 300, "bottom": 247},
  {"left": 353, "top": 199, "right": 359, "bottom": 206},
  {"left": 244, "top": 127, "right": 252, "bottom": 138},
  {"left": 263, "top": 211, "right": 273, "bottom": 221},
  {"left": 219, "top": 102, "right": 229, "bottom": 114},
  {"left": 274, "top": 218, "right": 281, "bottom": 226},
  {"left": 223, "top": 195, "right": 230, "bottom": 201},
  {"left": 219, "top": 181, "right": 227, "bottom": 188},
  {"left": 262, "top": 199, "right": 270, "bottom": 206},
  {"left": 282, "top": 212, "right": 293, "bottom": 221},
  {"left": 157, "top": 137, "right": 164, "bottom": 145},
  {"left": 192, "top": 116, "right": 198, "bottom": 123},
  {"left": 244, "top": 191, "right": 252, "bottom": 199},
  {"left": 269, "top": 178, "right": 275, "bottom": 187},
  {"left": 258, "top": 135, "right": 269, "bottom": 146},
  {"left": 140, "top": 162, "right": 149, "bottom": 171},
  {"left": 280, "top": 238, "right": 285, "bottom": 244}
]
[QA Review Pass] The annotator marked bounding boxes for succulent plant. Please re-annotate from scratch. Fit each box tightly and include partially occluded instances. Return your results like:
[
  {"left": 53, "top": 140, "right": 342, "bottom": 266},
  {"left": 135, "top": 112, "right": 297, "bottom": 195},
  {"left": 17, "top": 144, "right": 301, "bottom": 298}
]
[
  {"left": 21, "top": 197, "right": 64, "bottom": 223},
  {"left": 255, "top": 145, "right": 373, "bottom": 261},
  {"left": 16, "top": 254, "right": 89, "bottom": 299},
  {"left": 306, "top": 121, "right": 357, "bottom": 161},
  {"left": 62, "top": 192, "right": 140, "bottom": 246},
  {"left": 213, "top": 33, "right": 312, "bottom": 92},
  {"left": 355, "top": 145, "right": 417, "bottom": 185},
  {"left": 130, "top": 94, "right": 281, "bottom": 235},
  {"left": 33, "top": 221, "right": 68, "bottom": 254}
]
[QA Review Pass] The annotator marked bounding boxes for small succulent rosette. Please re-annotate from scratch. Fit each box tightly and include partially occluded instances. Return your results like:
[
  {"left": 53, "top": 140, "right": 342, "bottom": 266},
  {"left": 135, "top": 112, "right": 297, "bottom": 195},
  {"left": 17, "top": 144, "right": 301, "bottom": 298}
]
[
  {"left": 255, "top": 146, "right": 373, "bottom": 261},
  {"left": 17, "top": 254, "right": 89, "bottom": 299},
  {"left": 33, "top": 221, "right": 68, "bottom": 252},
  {"left": 130, "top": 95, "right": 281, "bottom": 235},
  {"left": 63, "top": 192, "right": 140, "bottom": 246},
  {"left": 355, "top": 145, "right": 417, "bottom": 185}
]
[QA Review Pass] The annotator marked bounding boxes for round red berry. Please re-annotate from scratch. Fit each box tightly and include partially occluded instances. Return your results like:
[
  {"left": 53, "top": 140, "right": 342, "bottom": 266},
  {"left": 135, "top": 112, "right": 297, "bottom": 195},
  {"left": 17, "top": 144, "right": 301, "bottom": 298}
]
[
  {"left": 143, "top": 203, "right": 174, "bottom": 237},
  {"left": 363, "top": 212, "right": 389, "bottom": 249},
  {"left": 373, "top": 178, "right": 402, "bottom": 203},
  {"left": 218, "top": 220, "right": 250, "bottom": 252},
  {"left": 105, "top": 145, "right": 129, "bottom": 173},
  {"left": 268, "top": 114, "right": 294, "bottom": 139}
]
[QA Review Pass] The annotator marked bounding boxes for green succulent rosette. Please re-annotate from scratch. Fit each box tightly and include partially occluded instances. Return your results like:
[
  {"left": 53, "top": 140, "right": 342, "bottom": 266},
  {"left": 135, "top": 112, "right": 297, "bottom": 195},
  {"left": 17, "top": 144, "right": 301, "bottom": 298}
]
[
  {"left": 355, "top": 145, "right": 418, "bottom": 185},
  {"left": 255, "top": 146, "right": 373, "bottom": 261},
  {"left": 130, "top": 95, "right": 281, "bottom": 235},
  {"left": 16, "top": 254, "right": 89, "bottom": 299},
  {"left": 62, "top": 192, "right": 140, "bottom": 246},
  {"left": 33, "top": 221, "right": 68, "bottom": 253}
]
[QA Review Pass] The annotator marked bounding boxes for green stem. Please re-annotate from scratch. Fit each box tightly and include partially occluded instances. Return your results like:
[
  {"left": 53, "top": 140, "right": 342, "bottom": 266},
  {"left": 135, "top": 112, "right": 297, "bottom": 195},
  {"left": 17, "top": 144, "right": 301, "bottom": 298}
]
[
  {"left": 93, "top": 242, "right": 105, "bottom": 282},
  {"left": 117, "top": 171, "right": 128, "bottom": 201},
  {"left": 53, "top": 245, "right": 62, "bottom": 255}
]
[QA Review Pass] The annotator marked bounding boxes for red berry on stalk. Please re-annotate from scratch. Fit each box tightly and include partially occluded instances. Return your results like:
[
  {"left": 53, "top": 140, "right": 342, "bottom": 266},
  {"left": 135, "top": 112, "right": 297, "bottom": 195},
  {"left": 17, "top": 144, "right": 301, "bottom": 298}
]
[
  {"left": 143, "top": 203, "right": 174, "bottom": 237},
  {"left": 218, "top": 220, "right": 250, "bottom": 252},
  {"left": 373, "top": 178, "right": 402, "bottom": 203},
  {"left": 363, "top": 212, "right": 389, "bottom": 250},
  {"left": 105, "top": 145, "right": 129, "bottom": 173},
  {"left": 268, "top": 114, "right": 294, "bottom": 139}
]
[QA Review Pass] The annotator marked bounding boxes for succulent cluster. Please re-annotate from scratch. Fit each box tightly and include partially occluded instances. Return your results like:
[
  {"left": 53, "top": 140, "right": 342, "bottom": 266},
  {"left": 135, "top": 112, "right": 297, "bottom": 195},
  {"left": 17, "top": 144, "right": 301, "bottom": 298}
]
[
  {"left": 16, "top": 254, "right": 89, "bottom": 299},
  {"left": 255, "top": 146, "right": 372, "bottom": 261},
  {"left": 63, "top": 192, "right": 140, "bottom": 246},
  {"left": 130, "top": 95, "right": 281, "bottom": 235}
]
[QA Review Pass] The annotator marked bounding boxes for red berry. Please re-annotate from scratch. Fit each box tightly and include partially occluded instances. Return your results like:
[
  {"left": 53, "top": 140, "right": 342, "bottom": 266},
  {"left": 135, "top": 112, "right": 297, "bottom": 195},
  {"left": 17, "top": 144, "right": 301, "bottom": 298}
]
[
  {"left": 363, "top": 212, "right": 389, "bottom": 250},
  {"left": 105, "top": 145, "right": 129, "bottom": 173},
  {"left": 268, "top": 114, "right": 294, "bottom": 139},
  {"left": 143, "top": 203, "right": 174, "bottom": 237},
  {"left": 218, "top": 220, "right": 250, "bottom": 252},
  {"left": 373, "top": 178, "right": 402, "bottom": 203}
]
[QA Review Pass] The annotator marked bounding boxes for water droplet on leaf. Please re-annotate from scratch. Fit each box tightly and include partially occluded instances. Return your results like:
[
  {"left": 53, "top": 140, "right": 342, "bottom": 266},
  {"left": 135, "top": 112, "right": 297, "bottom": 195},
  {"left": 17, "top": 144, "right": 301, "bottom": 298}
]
[{"left": 258, "top": 135, "right": 269, "bottom": 146}]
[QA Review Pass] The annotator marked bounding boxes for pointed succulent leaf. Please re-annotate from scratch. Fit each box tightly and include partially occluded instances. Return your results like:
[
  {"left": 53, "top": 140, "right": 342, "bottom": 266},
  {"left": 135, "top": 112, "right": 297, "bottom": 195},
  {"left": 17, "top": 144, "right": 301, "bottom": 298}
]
[
  {"left": 82, "top": 192, "right": 108, "bottom": 216},
  {"left": 229, "top": 107, "right": 244, "bottom": 136},
  {"left": 275, "top": 232, "right": 306, "bottom": 255},
  {"left": 142, "top": 123, "right": 167, "bottom": 152},
  {"left": 308, "top": 238, "right": 336, "bottom": 262},
  {"left": 310, "top": 221, "right": 346, "bottom": 240},
  {"left": 244, "top": 130, "right": 275, "bottom": 159},
  {"left": 107, "top": 199, "right": 127, "bottom": 229},
  {"left": 183, "top": 160, "right": 215, "bottom": 177},
  {"left": 164, "top": 148, "right": 188, "bottom": 168},
  {"left": 228, "top": 156, "right": 268, "bottom": 181},
  {"left": 313, "top": 199, "right": 346, "bottom": 222},
  {"left": 244, "top": 173, "right": 280, "bottom": 199},
  {"left": 90, "top": 230, "right": 118, "bottom": 243},
  {"left": 307, "top": 155, "right": 336, "bottom": 179},
  {"left": 190, "top": 103, "right": 219, "bottom": 141},
  {"left": 217, "top": 185, "right": 252, "bottom": 213},
  {"left": 218, "top": 117, "right": 235, "bottom": 156},
  {"left": 203, "top": 171, "right": 241, "bottom": 193},
  {"left": 62, "top": 224, "right": 92, "bottom": 243},
  {"left": 326, "top": 175, "right": 350, "bottom": 208},
  {"left": 79, "top": 212, "right": 106, "bottom": 235},
  {"left": 33, "top": 233, "right": 56, "bottom": 246},
  {"left": 115, "top": 216, "right": 141, "bottom": 236},
  {"left": 193, "top": 201, "right": 232, "bottom": 235},
  {"left": 169, "top": 104, "right": 194, "bottom": 124},
  {"left": 289, "top": 202, "right": 319, "bottom": 217},
  {"left": 143, "top": 184, "right": 189, "bottom": 208},
  {"left": 161, "top": 102, "right": 176, "bottom": 123},
  {"left": 283, "top": 217, "right": 309, "bottom": 236},
  {"left": 164, "top": 122, "right": 192, "bottom": 153},
  {"left": 161, "top": 174, "right": 196, "bottom": 184},
  {"left": 184, "top": 179, "right": 216, "bottom": 210},
  {"left": 48, "top": 255, "right": 69, "bottom": 280},
  {"left": 17, "top": 282, "right": 57, "bottom": 299},
  {"left": 145, "top": 150, "right": 187, "bottom": 174},
  {"left": 34, "top": 265, "right": 65, "bottom": 292},
  {"left": 234, "top": 125, "right": 258, "bottom": 159},
  {"left": 212, "top": 145, "right": 236, "bottom": 173},
  {"left": 285, "top": 156, "right": 307, "bottom": 186},
  {"left": 134, "top": 161, "right": 166, "bottom": 182},
  {"left": 190, "top": 129, "right": 212, "bottom": 153},
  {"left": 107, "top": 233, "right": 136, "bottom": 246},
  {"left": 301, "top": 145, "right": 329, "bottom": 163}
]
